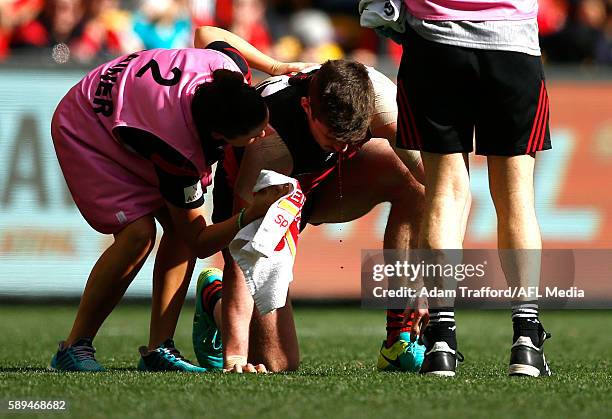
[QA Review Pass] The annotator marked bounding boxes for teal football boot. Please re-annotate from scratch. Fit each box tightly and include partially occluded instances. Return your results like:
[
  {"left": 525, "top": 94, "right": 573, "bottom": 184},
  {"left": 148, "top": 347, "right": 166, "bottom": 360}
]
[
  {"left": 138, "top": 338, "right": 206, "bottom": 372},
  {"left": 192, "top": 268, "right": 223, "bottom": 370}
]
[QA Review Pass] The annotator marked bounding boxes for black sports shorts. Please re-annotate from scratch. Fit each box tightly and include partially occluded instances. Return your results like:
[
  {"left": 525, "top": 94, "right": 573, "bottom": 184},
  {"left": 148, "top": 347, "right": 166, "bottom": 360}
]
[{"left": 396, "top": 26, "right": 551, "bottom": 156}]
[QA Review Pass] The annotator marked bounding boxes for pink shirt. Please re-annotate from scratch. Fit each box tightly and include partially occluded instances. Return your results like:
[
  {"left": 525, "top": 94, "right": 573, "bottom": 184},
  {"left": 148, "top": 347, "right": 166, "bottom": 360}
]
[
  {"left": 404, "top": 0, "right": 538, "bottom": 21},
  {"left": 73, "top": 48, "right": 244, "bottom": 187}
]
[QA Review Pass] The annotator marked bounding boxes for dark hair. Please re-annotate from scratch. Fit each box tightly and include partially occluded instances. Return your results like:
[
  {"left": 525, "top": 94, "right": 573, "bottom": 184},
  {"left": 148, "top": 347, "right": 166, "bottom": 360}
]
[
  {"left": 192, "top": 69, "right": 267, "bottom": 140},
  {"left": 308, "top": 60, "right": 375, "bottom": 144}
]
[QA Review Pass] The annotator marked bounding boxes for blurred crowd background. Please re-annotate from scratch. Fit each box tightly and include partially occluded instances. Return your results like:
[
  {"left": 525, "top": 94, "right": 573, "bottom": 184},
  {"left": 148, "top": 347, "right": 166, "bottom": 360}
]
[{"left": 0, "top": 0, "right": 611, "bottom": 66}]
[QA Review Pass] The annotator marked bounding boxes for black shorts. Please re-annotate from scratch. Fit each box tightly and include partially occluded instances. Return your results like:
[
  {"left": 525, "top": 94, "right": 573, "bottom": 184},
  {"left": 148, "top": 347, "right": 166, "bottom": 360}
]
[{"left": 396, "top": 27, "right": 551, "bottom": 156}]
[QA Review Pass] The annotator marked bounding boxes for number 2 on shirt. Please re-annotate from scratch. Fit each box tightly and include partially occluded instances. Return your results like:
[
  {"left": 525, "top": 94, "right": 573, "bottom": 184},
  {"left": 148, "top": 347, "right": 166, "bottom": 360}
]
[{"left": 135, "top": 59, "right": 182, "bottom": 86}]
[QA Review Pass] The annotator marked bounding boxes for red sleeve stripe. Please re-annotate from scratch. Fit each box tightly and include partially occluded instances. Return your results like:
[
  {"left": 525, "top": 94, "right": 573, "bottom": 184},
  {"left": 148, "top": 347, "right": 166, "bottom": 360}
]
[
  {"left": 225, "top": 47, "right": 252, "bottom": 85},
  {"left": 222, "top": 146, "right": 240, "bottom": 186}
]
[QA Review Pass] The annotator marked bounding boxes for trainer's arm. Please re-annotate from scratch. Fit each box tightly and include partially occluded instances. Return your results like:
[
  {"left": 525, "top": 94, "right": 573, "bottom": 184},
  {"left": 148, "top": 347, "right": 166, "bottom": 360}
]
[
  {"left": 194, "top": 26, "right": 313, "bottom": 75},
  {"left": 166, "top": 184, "right": 290, "bottom": 259},
  {"left": 367, "top": 67, "right": 425, "bottom": 184}
]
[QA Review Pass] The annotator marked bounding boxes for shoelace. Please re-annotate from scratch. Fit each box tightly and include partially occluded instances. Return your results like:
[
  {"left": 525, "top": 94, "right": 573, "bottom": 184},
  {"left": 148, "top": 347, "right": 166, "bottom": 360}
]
[
  {"left": 165, "top": 346, "right": 186, "bottom": 360},
  {"left": 162, "top": 345, "right": 196, "bottom": 365},
  {"left": 71, "top": 343, "right": 97, "bottom": 361}
]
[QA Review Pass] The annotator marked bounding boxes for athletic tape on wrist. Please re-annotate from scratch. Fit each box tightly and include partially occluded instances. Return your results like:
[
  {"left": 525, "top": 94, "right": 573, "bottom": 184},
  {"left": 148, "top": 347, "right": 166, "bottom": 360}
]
[{"left": 225, "top": 355, "right": 247, "bottom": 369}]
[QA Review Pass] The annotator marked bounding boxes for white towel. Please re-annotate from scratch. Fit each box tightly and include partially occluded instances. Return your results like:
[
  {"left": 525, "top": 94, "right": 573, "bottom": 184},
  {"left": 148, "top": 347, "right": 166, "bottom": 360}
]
[
  {"left": 359, "top": 0, "right": 406, "bottom": 33},
  {"left": 229, "top": 170, "right": 304, "bottom": 315}
]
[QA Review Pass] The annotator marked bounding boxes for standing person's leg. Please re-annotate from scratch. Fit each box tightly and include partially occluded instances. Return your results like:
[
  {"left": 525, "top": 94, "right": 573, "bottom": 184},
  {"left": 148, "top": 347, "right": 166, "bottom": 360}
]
[
  {"left": 137, "top": 208, "right": 207, "bottom": 372},
  {"left": 148, "top": 207, "right": 197, "bottom": 349},
  {"left": 50, "top": 216, "right": 157, "bottom": 371},
  {"left": 488, "top": 155, "right": 542, "bottom": 312},
  {"left": 478, "top": 49, "right": 552, "bottom": 377},
  {"left": 418, "top": 153, "right": 470, "bottom": 250},
  {"left": 66, "top": 217, "right": 157, "bottom": 346},
  {"left": 380, "top": 122, "right": 472, "bottom": 370},
  {"left": 393, "top": 27, "right": 480, "bottom": 376},
  {"left": 489, "top": 157, "right": 551, "bottom": 377},
  {"left": 416, "top": 152, "right": 470, "bottom": 376}
]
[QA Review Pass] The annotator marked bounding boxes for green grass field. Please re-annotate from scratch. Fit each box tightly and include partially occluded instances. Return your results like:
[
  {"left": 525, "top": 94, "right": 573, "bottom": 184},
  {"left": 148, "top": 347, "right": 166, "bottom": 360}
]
[{"left": 1, "top": 305, "right": 611, "bottom": 419}]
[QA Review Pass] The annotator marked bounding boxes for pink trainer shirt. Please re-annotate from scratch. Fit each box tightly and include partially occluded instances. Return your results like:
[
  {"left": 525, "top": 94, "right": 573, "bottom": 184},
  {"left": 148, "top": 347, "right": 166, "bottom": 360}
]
[
  {"left": 404, "top": 0, "right": 538, "bottom": 21},
  {"left": 73, "top": 48, "right": 244, "bottom": 185},
  {"left": 52, "top": 48, "right": 246, "bottom": 233}
]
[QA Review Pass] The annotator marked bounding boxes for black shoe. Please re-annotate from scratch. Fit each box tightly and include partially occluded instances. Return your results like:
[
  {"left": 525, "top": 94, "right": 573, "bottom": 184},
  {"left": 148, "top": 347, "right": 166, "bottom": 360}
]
[
  {"left": 508, "top": 330, "right": 552, "bottom": 377},
  {"left": 419, "top": 341, "right": 464, "bottom": 377}
]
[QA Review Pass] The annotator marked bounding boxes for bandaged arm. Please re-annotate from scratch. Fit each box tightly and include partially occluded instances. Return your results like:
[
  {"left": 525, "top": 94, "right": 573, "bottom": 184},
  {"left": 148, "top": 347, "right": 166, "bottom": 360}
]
[{"left": 367, "top": 67, "right": 424, "bottom": 184}]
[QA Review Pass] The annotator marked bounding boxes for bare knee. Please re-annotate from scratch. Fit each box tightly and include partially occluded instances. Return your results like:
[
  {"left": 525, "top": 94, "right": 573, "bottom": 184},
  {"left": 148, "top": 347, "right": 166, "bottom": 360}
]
[
  {"left": 491, "top": 187, "right": 536, "bottom": 222},
  {"left": 432, "top": 175, "right": 470, "bottom": 206},
  {"left": 116, "top": 217, "right": 157, "bottom": 255},
  {"left": 423, "top": 153, "right": 470, "bottom": 209},
  {"left": 129, "top": 220, "right": 156, "bottom": 252},
  {"left": 488, "top": 155, "right": 537, "bottom": 221}
]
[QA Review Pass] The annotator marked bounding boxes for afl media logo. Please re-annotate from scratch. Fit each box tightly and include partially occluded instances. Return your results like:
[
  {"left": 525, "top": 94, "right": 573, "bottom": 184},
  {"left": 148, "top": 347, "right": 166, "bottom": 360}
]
[{"left": 184, "top": 182, "right": 203, "bottom": 204}]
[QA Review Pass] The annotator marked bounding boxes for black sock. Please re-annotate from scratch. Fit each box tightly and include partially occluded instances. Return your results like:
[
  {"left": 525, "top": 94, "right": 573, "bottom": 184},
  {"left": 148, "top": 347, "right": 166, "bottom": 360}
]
[
  {"left": 511, "top": 301, "right": 541, "bottom": 346},
  {"left": 424, "top": 308, "right": 457, "bottom": 351}
]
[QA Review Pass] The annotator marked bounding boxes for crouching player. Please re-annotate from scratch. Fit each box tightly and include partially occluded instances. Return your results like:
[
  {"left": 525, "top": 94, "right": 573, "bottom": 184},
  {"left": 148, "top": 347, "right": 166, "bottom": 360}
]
[{"left": 191, "top": 56, "right": 440, "bottom": 372}]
